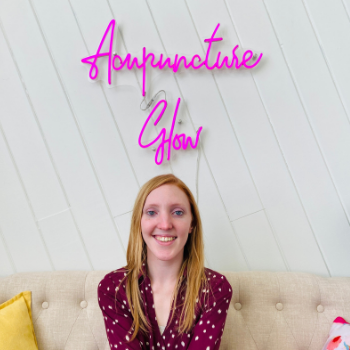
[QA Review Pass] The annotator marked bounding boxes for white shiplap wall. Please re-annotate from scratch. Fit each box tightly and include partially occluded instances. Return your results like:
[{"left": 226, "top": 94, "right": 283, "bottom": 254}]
[{"left": 0, "top": 0, "right": 349, "bottom": 277}]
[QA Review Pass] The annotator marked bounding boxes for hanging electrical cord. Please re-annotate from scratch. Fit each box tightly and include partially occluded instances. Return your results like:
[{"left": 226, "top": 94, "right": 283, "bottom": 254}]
[
  {"left": 195, "top": 130, "right": 202, "bottom": 204},
  {"left": 140, "top": 90, "right": 167, "bottom": 110}
]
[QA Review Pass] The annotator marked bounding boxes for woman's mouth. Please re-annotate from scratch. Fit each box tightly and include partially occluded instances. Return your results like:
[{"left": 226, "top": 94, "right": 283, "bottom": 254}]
[{"left": 153, "top": 235, "right": 177, "bottom": 245}]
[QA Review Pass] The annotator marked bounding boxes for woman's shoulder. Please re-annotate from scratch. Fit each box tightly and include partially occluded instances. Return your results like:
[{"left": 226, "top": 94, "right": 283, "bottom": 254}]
[
  {"left": 204, "top": 267, "right": 232, "bottom": 296},
  {"left": 204, "top": 267, "right": 229, "bottom": 281},
  {"left": 97, "top": 267, "right": 131, "bottom": 313},
  {"left": 102, "top": 266, "right": 128, "bottom": 280},
  {"left": 98, "top": 267, "right": 129, "bottom": 294}
]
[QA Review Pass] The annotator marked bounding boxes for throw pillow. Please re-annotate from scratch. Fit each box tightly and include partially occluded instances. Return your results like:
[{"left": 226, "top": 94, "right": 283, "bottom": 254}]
[
  {"left": 322, "top": 317, "right": 350, "bottom": 350},
  {"left": 0, "top": 291, "right": 38, "bottom": 350}
]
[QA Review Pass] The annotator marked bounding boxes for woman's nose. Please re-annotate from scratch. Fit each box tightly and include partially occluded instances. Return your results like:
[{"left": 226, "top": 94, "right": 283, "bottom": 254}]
[{"left": 157, "top": 212, "right": 173, "bottom": 230}]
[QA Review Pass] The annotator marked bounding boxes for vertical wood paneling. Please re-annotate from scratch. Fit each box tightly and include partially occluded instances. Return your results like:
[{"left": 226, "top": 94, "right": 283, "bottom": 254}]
[
  {"left": 232, "top": 211, "right": 287, "bottom": 271},
  {"left": 115, "top": 211, "right": 133, "bottom": 250},
  {"left": 0, "top": 20, "right": 94, "bottom": 270},
  {"left": 0, "top": 58, "right": 71, "bottom": 221},
  {"left": 302, "top": 0, "right": 350, "bottom": 117},
  {"left": 197, "top": 150, "right": 249, "bottom": 271},
  {"left": 0, "top": 0, "right": 349, "bottom": 276},
  {"left": 0, "top": 0, "right": 126, "bottom": 270},
  {"left": 30, "top": 0, "right": 140, "bottom": 216},
  {"left": 263, "top": 0, "right": 350, "bottom": 221},
  {"left": 0, "top": 230, "right": 15, "bottom": 276},
  {"left": 38, "top": 209, "right": 92, "bottom": 270},
  {"left": 343, "top": 0, "right": 350, "bottom": 16},
  {"left": 0, "top": 128, "right": 53, "bottom": 272},
  {"left": 225, "top": 0, "right": 350, "bottom": 276}
]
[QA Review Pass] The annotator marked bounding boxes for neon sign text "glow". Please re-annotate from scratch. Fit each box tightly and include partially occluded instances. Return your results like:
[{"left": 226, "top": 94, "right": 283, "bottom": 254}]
[
  {"left": 139, "top": 98, "right": 202, "bottom": 165},
  {"left": 81, "top": 20, "right": 263, "bottom": 96}
]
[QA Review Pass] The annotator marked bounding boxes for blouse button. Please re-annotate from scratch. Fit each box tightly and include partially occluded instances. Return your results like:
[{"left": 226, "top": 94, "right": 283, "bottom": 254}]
[
  {"left": 80, "top": 300, "right": 88, "bottom": 309},
  {"left": 234, "top": 303, "right": 242, "bottom": 310},
  {"left": 276, "top": 303, "right": 283, "bottom": 311},
  {"left": 42, "top": 301, "right": 49, "bottom": 309}
]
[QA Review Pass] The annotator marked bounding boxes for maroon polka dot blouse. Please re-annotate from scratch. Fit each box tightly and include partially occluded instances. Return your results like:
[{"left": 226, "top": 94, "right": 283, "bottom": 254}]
[{"left": 98, "top": 265, "right": 232, "bottom": 350}]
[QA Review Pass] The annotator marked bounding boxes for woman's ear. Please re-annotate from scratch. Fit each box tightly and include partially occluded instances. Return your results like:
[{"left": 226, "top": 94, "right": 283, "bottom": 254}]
[{"left": 189, "top": 226, "right": 193, "bottom": 233}]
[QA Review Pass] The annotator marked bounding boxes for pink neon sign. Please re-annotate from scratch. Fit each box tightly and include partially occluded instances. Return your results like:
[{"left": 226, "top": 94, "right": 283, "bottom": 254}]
[
  {"left": 139, "top": 98, "right": 202, "bottom": 165},
  {"left": 81, "top": 20, "right": 263, "bottom": 97},
  {"left": 81, "top": 21, "right": 263, "bottom": 165}
]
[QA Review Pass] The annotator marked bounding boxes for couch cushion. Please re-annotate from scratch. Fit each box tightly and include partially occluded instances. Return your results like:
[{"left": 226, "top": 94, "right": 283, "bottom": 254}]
[{"left": 0, "top": 270, "right": 349, "bottom": 350}]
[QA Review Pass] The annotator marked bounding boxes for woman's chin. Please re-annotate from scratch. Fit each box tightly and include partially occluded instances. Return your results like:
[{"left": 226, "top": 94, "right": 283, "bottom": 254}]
[
  {"left": 153, "top": 249, "right": 183, "bottom": 262},
  {"left": 155, "top": 253, "right": 176, "bottom": 262},
  {"left": 146, "top": 244, "right": 185, "bottom": 263}
]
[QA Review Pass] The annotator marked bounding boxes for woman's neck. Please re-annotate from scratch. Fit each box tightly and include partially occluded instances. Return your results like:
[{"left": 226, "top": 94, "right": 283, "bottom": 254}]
[{"left": 146, "top": 253, "right": 183, "bottom": 291}]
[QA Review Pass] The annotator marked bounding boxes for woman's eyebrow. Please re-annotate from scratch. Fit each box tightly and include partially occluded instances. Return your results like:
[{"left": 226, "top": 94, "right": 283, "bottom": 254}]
[{"left": 144, "top": 203, "right": 186, "bottom": 208}]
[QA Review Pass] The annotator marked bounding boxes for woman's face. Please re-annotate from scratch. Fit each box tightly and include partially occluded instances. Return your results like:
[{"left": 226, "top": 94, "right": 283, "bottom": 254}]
[{"left": 141, "top": 184, "right": 193, "bottom": 263}]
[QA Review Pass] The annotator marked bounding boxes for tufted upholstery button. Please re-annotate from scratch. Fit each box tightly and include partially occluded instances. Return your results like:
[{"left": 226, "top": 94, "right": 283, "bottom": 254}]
[
  {"left": 276, "top": 303, "right": 283, "bottom": 311},
  {"left": 317, "top": 305, "right": 324, "bottom": 313},
  {"left": 234, "top": 303, "right": 242, "bottom": 310},
  {"left": 80, "top": 300, "right": 88, "bottom": 309},
  {"left": 42, "top": 302, "right": 49, "bottom": 309}
]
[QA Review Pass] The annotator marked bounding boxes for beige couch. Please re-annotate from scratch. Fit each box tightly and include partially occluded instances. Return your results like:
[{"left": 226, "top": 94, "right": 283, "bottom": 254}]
[{"left": 1, "top": 270, "right": 349, "bottom": 350}]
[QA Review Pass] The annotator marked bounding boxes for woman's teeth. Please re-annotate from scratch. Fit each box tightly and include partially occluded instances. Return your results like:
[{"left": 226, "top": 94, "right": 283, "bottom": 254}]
[{"left": 155, "top": 236, "right": 176, "bottom": 242}]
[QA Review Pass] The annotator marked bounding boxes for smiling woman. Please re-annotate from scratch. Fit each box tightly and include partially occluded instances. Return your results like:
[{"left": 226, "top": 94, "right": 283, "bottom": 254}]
[{"left": 97, "top": 174, "right": 232, "bottom": 350}]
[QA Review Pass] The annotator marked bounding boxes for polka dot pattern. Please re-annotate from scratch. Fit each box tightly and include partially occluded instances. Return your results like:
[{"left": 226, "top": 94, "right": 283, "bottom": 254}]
[{"left": 98, "top": 267, "right": 232, "bottom": 349}]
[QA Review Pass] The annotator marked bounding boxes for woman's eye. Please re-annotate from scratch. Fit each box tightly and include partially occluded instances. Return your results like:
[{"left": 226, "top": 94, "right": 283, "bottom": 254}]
[{"left": 146, "top": 210, "right": 183, "bottom": 216}]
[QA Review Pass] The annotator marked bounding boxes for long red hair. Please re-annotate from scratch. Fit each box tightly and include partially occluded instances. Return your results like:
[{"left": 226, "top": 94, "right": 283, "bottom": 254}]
[{"left": 119, "top": 174, "right": 209, "bottom": 341}]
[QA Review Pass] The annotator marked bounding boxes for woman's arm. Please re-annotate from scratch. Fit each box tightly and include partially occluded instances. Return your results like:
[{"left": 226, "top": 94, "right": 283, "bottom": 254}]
[
  {"left": 98, "top": 272, "right": 147, "bottom": 350},
  {"left": 187, "top": 276, "right": 233, "bottom": 350}
]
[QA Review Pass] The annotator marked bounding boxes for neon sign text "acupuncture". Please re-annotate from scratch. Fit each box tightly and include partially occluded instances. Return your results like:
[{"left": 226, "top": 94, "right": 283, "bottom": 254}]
[
  {"left": 81, "top": 21, "right": 263, "bottom": 165},
  {"left": 81, "top": 20, "right": 263, "bottom": 97}
]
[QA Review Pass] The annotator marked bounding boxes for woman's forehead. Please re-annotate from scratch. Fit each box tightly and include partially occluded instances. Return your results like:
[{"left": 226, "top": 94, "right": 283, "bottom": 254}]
[{"left": 144, "top": 184, "right": 190, "bottom": 206}]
